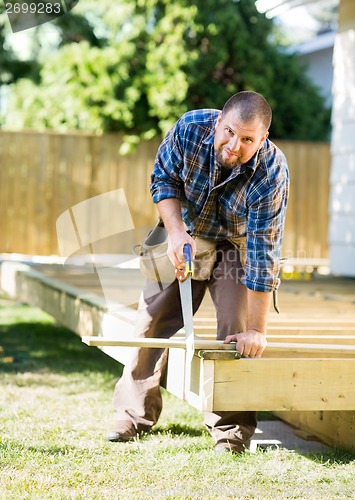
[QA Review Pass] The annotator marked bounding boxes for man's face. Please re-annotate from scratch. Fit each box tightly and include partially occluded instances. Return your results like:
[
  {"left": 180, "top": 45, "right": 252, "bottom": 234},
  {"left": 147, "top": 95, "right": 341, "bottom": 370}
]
[{"left": 214, "top": 110, "right": 268, "bottom": 169}]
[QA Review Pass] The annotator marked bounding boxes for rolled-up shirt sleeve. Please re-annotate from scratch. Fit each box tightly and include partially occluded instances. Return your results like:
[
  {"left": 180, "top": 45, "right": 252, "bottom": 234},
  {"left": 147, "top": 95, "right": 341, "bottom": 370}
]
[
  {"left": 243, "top": 171, "right": 289, "bottom": 292},
  {"left": 150, "top": 123, "right": 185, "bottom": 203}
]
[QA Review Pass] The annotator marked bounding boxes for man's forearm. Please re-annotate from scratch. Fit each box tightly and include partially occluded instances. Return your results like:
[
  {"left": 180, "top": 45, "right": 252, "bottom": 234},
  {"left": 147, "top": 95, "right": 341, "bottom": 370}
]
[
  {"left": 247, "top": 288, "right": 272, "bottom": 335},
  {"left": 156, "top": 198, "right": 195, "bottom": 268},
  {"left": 157, "top": 198, "right": 184, "bottom": 233}
]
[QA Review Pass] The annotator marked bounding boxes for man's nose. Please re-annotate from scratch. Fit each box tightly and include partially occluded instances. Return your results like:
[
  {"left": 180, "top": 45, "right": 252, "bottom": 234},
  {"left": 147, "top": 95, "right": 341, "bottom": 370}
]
[{"left": 228, "top": 136, "right": 241, "bottom": 152}]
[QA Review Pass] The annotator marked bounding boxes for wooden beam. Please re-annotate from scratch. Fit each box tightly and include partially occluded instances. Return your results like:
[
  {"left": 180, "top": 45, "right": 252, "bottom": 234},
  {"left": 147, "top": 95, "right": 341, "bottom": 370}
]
[
  {"left": 212, "top": 358, "right": 355, "bottom": 411},
  {"left": 82, "top": 336, "right": 236, "bottom": 350},
  {"left": 265, "top": 342, "right": 355, "bottom": 356},
  {"left": 184, "top": 332, "right": 355, "bottom": 343},
  {"left": 82, "top": 336, "right": 355, "bottom": 357}
]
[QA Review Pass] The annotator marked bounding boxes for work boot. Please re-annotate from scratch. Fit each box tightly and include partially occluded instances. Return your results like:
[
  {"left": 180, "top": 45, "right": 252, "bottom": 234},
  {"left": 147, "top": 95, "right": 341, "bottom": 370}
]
[
  {"left": 107, "top": 420, "right": 137, "bottom": 442},
  {"left": 213, "top": 438, "right": 249, "bottom": 454}
]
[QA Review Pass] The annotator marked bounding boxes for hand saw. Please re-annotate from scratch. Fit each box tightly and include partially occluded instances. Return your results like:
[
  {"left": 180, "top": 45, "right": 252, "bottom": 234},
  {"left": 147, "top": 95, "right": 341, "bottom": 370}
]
[{"left": 178, "top": 243, "right": 195, "bottom": 361}]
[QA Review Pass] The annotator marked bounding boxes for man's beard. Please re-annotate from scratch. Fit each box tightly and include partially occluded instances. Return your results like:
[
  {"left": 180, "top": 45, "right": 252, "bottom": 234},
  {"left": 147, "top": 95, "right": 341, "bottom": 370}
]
[{"left": 215, "top": 148, "right": 242, "bottom": 169}]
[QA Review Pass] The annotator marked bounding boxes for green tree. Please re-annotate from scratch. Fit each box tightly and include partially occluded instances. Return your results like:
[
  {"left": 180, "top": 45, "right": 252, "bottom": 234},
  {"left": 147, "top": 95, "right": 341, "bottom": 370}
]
[
  {"left": 0, "top": 10, "right": 39, "bottom": 85},
  {"left": 0, "top": 1, "right": 104, "bottom": 83},
  {"left": 5, "top": 0, "right": 331, "bottom": 141}
]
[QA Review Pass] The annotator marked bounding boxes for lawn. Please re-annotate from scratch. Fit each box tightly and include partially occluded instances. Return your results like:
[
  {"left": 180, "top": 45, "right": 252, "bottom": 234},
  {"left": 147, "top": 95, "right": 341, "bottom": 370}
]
[{"left": 1, "top": 296, "right": 355, "bottom": 500}]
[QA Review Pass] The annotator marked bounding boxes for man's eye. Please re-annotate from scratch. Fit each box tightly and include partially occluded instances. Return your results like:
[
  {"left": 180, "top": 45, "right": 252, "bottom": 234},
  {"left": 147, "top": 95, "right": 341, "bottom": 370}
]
[
  {"left": 226, "top": 127, "right": 233, "bottom": 135},
  {"left": 244, "top": 138, "right": 253, "bottom": 143}
]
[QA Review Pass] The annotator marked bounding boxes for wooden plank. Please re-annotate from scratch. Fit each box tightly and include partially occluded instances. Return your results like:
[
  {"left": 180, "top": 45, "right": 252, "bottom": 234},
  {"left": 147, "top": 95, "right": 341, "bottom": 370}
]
[
  {"left": 267, "top": 335, "right": 355, "bottom": 345},
  {"left": 166, "top": 348, "right": 186, "bottom": 400},
  {"left": 82, "top": 336, "right": 236, "bottom": 350},
  {"left": 212, "top": 358, "right": 355, "bottom": 411},
  {"left": 186, "top": 356, "right": 215, "bottom": 412},
  {"left": 25, "top": 134, "right": 36, "bottom": 254},
  {"left": 189, "top": 332, "right": 355, "bottom": 344},
  {"left": 268, "top": 327, "right": 355, "bottom": 335},
  {"left": 9, "top": 134, "right": 24, "bottom": 252},
  {"left": 48, "top": 134, "right": 62, "bottom": 255},
  {"left": 166, "top": 348, "right": 215, "bottom": 413},
  {"left": 195, "top": 317, "right": 355, "bottom": 326},
  {"left": 82, "top": 336, "right": 355, "bottom": 357},
  {"left": 199, "top": 359, "right": 215, "bottom": 412},
  {"left": 262, "top": 350, "right": 355, "bottom": 359},
  {"left": 192, "top": 325, "right": 355, "bottom": 336}
]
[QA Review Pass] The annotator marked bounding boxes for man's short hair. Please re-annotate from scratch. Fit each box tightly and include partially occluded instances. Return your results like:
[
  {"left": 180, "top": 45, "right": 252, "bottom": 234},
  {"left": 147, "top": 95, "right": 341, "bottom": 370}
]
[{"left": 222, "top": 91, "right": 272, "bottom": 132}]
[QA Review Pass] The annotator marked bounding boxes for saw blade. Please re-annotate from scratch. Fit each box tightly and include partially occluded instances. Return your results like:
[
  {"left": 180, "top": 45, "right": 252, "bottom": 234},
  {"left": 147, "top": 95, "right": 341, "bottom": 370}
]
[{"left": 179, "top": 276, "right": 194, "bottom": 361}]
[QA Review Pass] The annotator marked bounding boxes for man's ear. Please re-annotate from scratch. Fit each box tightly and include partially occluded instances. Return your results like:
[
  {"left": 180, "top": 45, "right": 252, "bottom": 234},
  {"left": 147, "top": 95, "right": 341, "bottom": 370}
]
[
  {"left": 215, "top": 112, "right": 223, "bottom": 129},
  {"left": 259, "top": 131, "right": 269, "bottom": 148}
]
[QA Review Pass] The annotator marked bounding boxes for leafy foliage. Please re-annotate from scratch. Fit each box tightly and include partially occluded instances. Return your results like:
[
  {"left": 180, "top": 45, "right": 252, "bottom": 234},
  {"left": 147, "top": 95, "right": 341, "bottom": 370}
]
[
  {"left": 4, "top": 0, "right": 331, "bottom": 141},
  {"left": 0, "top": 11, "right": 39, "bottom": 85}
]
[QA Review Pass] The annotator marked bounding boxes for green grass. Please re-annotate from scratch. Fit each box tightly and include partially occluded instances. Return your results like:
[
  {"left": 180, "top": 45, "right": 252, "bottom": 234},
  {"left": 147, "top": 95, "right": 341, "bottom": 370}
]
[{"left": 1, "top": 296, "right": 355, "bottom": 499}]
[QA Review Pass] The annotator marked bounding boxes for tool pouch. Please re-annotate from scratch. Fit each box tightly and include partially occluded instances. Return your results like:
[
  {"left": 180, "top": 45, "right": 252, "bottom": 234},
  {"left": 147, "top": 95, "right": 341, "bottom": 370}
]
[
  {"left": 136, "top": 220, "right": 217, "bottom": 283},
  {"left": 136, "top": 219, "right": 175, "bottom": 284}
]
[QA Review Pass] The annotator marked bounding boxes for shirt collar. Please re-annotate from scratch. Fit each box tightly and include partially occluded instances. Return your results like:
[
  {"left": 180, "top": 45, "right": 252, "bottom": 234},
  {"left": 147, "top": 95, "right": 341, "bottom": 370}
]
[
  {"left": 244, "top": 147, "right": 261, "bottom": 171},
  {"left": 202, "top": 124, "right": 216, "bottom": 146}
]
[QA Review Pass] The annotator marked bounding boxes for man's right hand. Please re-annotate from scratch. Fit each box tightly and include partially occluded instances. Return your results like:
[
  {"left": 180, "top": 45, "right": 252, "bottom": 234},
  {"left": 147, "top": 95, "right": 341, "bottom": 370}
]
[
  {"left": 167, "top": 230, "right": 196, "bottom": 281},
  {"left": 157, "top": 198, "right": 196, "bottom": 281}
]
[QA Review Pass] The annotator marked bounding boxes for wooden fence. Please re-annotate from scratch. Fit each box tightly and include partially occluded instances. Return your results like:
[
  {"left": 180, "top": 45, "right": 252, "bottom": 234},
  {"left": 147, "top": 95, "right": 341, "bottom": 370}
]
[
  {"left": 276, "top": 139, "right": 330, "bottom": 261},
  {"left": 0, "top": 130, "right": 330, "bottom": 259}
]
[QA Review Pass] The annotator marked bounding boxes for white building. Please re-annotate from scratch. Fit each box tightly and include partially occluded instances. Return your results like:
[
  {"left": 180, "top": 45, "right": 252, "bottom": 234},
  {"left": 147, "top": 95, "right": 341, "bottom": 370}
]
[
  {"left": 328, "top": 0, "right": 355, "bottom": 277},
  {"left": 292, "top": 30, "right": 335, "bottom": 107},
  {"left": 259, "top": 0, "right": 355, "bottom": 278}
]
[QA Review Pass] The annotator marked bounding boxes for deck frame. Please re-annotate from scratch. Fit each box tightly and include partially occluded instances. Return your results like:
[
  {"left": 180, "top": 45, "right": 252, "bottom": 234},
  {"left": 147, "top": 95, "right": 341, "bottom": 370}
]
[{"left": 2, "top": 261, "right": 355, "bottom": 450}]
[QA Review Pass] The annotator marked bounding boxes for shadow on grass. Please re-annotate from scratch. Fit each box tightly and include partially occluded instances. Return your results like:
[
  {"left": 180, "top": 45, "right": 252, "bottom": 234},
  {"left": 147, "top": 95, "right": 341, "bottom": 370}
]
[
  {"left": 20, "top": 443, "right": 84, "bottom": 457},
  {"left": 150, "top": 423, "right": 206, "bottom": 438},
  {"left": 305, "top": 448, "right": 355, "bottom": 465},
  {"left": 0, "top": 321, "right": 122, "bottom": 377}
]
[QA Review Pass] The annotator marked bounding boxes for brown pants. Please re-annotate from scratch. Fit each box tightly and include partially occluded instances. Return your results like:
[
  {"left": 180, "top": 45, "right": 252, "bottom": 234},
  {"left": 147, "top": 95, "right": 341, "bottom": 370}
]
[{"left": 113, "top": 241, "right": 257, "bottom": 450}]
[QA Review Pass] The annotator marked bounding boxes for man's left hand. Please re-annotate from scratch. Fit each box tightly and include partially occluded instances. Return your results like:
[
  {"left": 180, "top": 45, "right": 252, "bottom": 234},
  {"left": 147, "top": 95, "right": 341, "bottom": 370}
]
[{"left": 224, "top": 329, "right": 267, "bottom": 358}]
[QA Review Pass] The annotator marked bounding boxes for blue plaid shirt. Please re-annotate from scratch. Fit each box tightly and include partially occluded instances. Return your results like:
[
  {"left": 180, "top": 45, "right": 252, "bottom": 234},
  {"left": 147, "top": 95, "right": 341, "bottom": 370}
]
[{"left": 150, "top": 109, "right": 289, "bottom": 292}]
